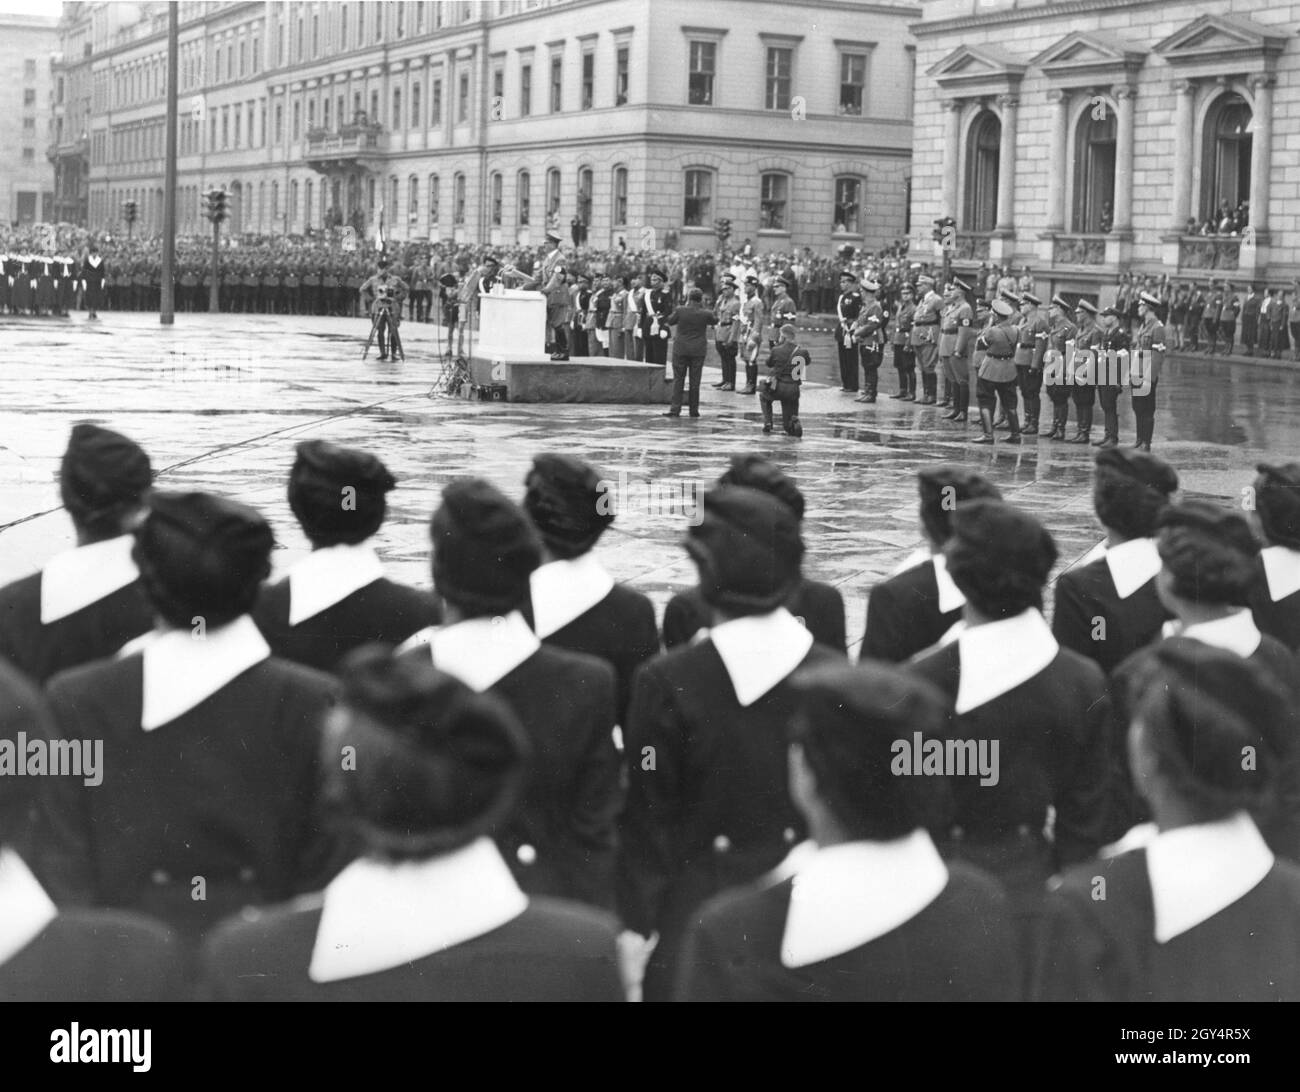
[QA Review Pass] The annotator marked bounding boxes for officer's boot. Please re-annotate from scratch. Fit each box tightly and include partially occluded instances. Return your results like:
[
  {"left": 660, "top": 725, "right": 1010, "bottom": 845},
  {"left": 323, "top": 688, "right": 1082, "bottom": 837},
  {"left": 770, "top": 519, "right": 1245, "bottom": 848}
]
[
  {"left": 1005, "top": 408, "right": 1022, "bottom": 445},
  {"left": 972, "top": 407, "right": 995, "bottom": 445},
  {"left": 938, "top": 375, "right": 952, "bottom": 407},
  {"left": 741, "top": 362, "right": 758, "bottom": 395},
  {"left": 905, "top": 370, "right": 917, "bottom": 400},
  {"left": 953, "top": 382, "right": 970, "bottom": 422},
  {"left": 1065, "top": 404, "right": 1093, "bottom": 444},
  {"left": 919, "top": 373, "right": 937, "bottom": 405},
  {"left": 761, "top": 394, "right": 774, "bottom": 434},
  {"left": 892, "top": 367, "right": 908, "bottom": 399},
  {"left": 865, "top": 371, "right": 878, "bottom": 402},
  {"left": 1023, "top": 393, "right": 1040, "bottom": 437}
]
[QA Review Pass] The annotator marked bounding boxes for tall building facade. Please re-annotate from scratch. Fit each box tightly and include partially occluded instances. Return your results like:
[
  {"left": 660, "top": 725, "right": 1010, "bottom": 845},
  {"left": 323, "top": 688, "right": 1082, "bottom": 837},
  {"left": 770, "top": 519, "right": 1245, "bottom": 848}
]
[
  {"left": 73, "top": 0, "right": 919, "bottom": 253},
  {"left": 1, "top": 12, "right": 59, "bottom": 227},
  {"left": 910, "top": 0, "right": 1299, "bottom": 295}
]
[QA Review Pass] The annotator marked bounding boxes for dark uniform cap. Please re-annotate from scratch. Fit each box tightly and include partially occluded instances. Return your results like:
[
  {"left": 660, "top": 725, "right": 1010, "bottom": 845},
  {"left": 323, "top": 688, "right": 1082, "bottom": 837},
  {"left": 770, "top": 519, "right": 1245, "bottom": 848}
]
[
  {"left": 1093, "top": 447, "right": 1179, "bottom": 538},
  {"left": 1253, "top": 462, "right": 1300, "bottom": 551},
  {"left": 684, "top": 487, "right": 804, "bottom": 616},
  {"left": 438, "top": 273, "right": 458, "bottom": 288},
  {"left": 999, "top": 289, "right": 1022, "bottom": 306},
  {"left": 1156, "top": 500, "right": 1260, "bottom": 604},
  {"left": 289, "top": 440, "right": 397, "bottom": 546},
  {"left": 718, "top": 454, "right": 805, "bottom": 520},
  {"left": 991, "top": 299, "right": 1015, "bottom": 318},
  {"left": 745, "top": 274, "right": 761, "bottom": 287},
  {"left": 430, "top": 478, "right": 542, "bottom": 615},
  {"left": 838, "top": 270, "right": 858, "bottom": 282},
  {"left": 377, "top": 257, "right": 390, "bottom": 269},
  {"left": 1050, "top": 294, "right": 1071, "bottom": 311},
  {"left": 332, "top": 645, "right": 531, "bottom": 858},
  {"left": 1101, "top": 305, "right": 1123, "bottom": 317},
  {"left": 917, "top": 274, "right": 936, "bottom": 287},
  {"left": 1020, "top": 292, "right": 1042, "bottom": 306},
  {"left": 647, "top": 267, "right": 666, "bottom": 281},
  {"left": 951, "top": 278, "right": 972, "bottom": 293},
  {"left": 1075, "top": 299, "right": 1098, "bottom": 315},
  {"left": 134, "top": 491, "right": 274, "bottom": 619},
  {"left": 722, "top": 273, "right": 738, "bottom": 285},
  {"left": 59, "top": 423, "right": 153, "bottom": 523},
  {"left": 522, "top": 453, "right": 614, "bottom": 560},
  {"left": 1139, "top": 292, "right": 1163, "bottom": 308}
]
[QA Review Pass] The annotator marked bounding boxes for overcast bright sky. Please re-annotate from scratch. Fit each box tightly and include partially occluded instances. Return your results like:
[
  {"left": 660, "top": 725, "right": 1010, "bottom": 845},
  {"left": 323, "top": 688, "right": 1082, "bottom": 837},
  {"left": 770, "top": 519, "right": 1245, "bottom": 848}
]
[{"left": 0, "top": 0, "right": 64, "bottom": 17}]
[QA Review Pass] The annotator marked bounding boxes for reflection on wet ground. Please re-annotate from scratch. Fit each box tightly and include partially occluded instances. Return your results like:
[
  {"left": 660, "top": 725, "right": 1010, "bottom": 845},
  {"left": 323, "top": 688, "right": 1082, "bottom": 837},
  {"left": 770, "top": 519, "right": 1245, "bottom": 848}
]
[{"left": 2, "top": 312, "right": 1293, "bottom": 654}]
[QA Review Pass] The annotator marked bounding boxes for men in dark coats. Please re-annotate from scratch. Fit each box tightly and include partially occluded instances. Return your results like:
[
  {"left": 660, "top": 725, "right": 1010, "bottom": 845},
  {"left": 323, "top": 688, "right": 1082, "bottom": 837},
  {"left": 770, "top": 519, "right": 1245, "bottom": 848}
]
[
  {"left": 1065, "top": 299, "right": 1100, "bottom": 444},
  {"left": 202, "top": 646, "right": 623, "bottom": 1002},
  {"left": 252, "top": 441, "right": 441, "bottom": 673},
  {"left": 1249, "top": 462, "right": 1300, "bottom": 651},
  {"left": 619, "top": 485, "right": 844, "bottom": 999},
  {"left": 908, "top": 501, "right": 1112, "bottom": 893},
  {"left": 0, "top": 424, "right": 155, "bottom": 685},
  {"left": 662, "top": 455, "right": 846, "bottom": 654},
  {"left": 1052, "top": 448, "right": 1178, "bottom": 675},
  {"left": 675, "top": 661, "right": 1019, "bottom": 1002},
  {"left": 1039, "top": 294, "right": 1077, "bottom": 439},
  {"left": 641, "top": 267, "right": 674, "bottom": 371},
  {"left": 519, "top": 454, "right": 658, "bottom": 725},
  {"left": 1041, "top": 641, "right": 1300, "bottom": 1002},
  {"left": 43, "top": 492, "right": 341, "bottom": 938},
  {"left": 0, "top": 657, "right": 186, "bottom": 1002},
  {"left": 399, "top": 479, "right": 621, "bottom": 910},
  {"left": 834, "top": 270, "right": 863, "bottom": 393},
  {"left": 863, "top": 467, "right": 1001, "bottom": 663}
]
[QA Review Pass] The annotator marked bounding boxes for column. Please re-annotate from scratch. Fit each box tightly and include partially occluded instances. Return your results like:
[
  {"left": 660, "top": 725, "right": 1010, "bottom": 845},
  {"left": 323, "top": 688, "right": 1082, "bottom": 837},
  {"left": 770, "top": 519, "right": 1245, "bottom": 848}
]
[
  {"left": 994, "top": 93, "right": 1018, "bottom": 233},
  {"left": 1248, "top": 73, "right": 1274, "bottom": 240},
  {"left": 941, "top": 99, "right": 961, "bottom": 219},
  {"left": 444, "top": 49, "right": 455, "bottom": 146},
  {"left": 1045, "top": 88, "right": 1069, "bottom": 231},
  {"left": 1113, "top": 84, "right": 1137, "bottom": 237},
  {"left": 1170, "top": 79, "right": 1195, "bottom": 232}
]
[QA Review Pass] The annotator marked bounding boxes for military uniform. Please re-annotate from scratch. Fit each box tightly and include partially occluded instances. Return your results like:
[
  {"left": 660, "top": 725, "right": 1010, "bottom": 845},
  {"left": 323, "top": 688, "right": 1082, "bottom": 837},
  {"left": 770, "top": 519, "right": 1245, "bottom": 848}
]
[
  {"left": 1131, "top": 296, "right": 1166, "bottom": 450},
  {"left": 972, "top": 303, "right": 1021, "bottom": 443},
  {"left": 1094, "top": 314, "right": 1130, "bottom": 449},
  {"left": 759, "top": 339, "right": 809, "bottom": 434},
  {"left": 737, "top": 282, "right": 766, "bottom": 393},
  {"left": 835, "top": 278, "right": 864, "bottom": 392},
  {"left": 80, "top": 253, "right": 106, "bottom": 318},
  {"left": 1066, "top": 304, "right": 1100, "bottom": 444},
  {"left": 1040, "top": 296, "right": 1078, "bottom": 440},
  {"left": 851, "top": 286, "right": 887, "bottom": 402},
  {"left": 1242, "top": 287, "right": 1262, "bottom": 354},
  {"left": 910, "top": 280, "right": 943, "bottom": 403},
  {"left": 1214, "top": 287, "right": 1241, "bottom": 355},
  {"left": 711, "top": 285, "right": 741, "bottom": 389},
  {"left": 939, "top": 283, "right": 975, "bottom": 421},
  {"left": 1013, "top": 294, "right": 1049, "bottom": 434}
]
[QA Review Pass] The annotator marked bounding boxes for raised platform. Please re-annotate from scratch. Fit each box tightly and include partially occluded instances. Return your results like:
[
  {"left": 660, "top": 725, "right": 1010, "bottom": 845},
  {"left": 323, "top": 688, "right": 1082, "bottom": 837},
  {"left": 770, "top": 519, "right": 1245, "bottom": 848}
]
[{"left": 468, "top": 352, "right": 673, "bottom": 404}]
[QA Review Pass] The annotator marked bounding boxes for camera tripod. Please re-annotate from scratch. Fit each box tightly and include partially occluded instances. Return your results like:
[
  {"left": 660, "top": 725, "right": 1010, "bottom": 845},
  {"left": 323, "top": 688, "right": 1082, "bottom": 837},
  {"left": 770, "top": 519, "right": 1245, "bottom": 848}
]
[
  {"left": 362, "top": 304, "right": 404, "bottom": 362},
  {"left": 429, "top": 308, "right": 471, "bottom": 397}
]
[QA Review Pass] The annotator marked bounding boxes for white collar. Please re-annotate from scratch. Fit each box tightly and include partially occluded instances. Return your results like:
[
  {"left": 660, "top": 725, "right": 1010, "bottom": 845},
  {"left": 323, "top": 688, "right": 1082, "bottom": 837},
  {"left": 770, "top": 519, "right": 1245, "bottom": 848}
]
[
  {"left": 401, "top": 611, "right": 540, "bottom": 693},
  {"left": 0, "top": 846, "right": 58, "bottom": 967},
  {"left": 1261, "top": 545, "right": 1300, "bottom": 602},
  {"left": 528, "top": 554, "right": 615, "bottom": 639},
  {"left": 287, "top": 543, "right": 386, "bottom": 625},
  {"left": 309, "top": 838, "right": 528, "bottom": 983},
  {"left": 955, "top": 608, "right": 1058, "bottom": 714},
  {"left": 709, "top": 607, "right": 814, "bottom": 708},
  {"left": 136, "top": 615, "right": 271, "bottom": 730},
  {"left": 780, "top": 831, "right": 949, "bottom": 968},
  {"left": 891, "top": 547, "right": 930, "bottom": 577},
  {"left": 1162, "top": 609, "right": 1262, "bottom": 658},
  {"left": 40, "top": 535, "right": 139, "bottom": 624},
  {"left": 1104, "top": 537, "right": 1163, "bottom": 600},
  {"left": 87, "top": 255, "right": 102, "bottom": 267},
  {"left": 931, "top": 553, "right": 965, "bottom": 614},
  {"left": 1146, "top": 812, "right": 1274, "bottom": 943}
]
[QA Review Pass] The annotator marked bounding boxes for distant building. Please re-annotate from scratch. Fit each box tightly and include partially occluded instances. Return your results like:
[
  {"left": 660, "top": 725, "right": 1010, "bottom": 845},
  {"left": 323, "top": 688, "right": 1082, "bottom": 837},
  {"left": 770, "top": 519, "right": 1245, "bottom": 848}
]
[
  {"left": 0, "top": 12, "right": 58, "bottom": 227},
  {"left": 70, "top": 0, "right": 917, "bottom": 253},
  {"left": 910, "top": 0, "right": 1299, "bottom": 294},
  {"left": 50, "top": 2, "right": 96, "bottom": 227}
]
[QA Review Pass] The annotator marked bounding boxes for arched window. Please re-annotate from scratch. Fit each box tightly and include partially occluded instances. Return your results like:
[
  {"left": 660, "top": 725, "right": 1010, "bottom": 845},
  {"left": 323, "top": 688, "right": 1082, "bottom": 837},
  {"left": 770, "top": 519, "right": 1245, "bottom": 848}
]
[
  {"left": 577, "top": 167, "right": 593, "bottom": 227},
  {"left": 1201, "top": 92, "right": 1252, "bottom": 228},
  {"left": 760, "top": 172, "right": 789, "bottom": 231},
  {"left": 683, "top": 168, "right": 712, "bottom": 226},
  {"left": 491, "top": 172, "right": 503, "bottom": 226},
  {"left": 411, "top": 82, "right": 421, "bottom": 129},
  {"left": 964, "top": 110, "right": 1000, "bottom": 233},
  {"left": 546, "top": 167, "right": 561, "bottom": 224},
  {"left": 518, "top": 169, "right": 531, "bottom": 225},
  {"left": 428, "top": 173, "right": 439, "bottom": 222},
  {"left": 409, "top": 175, "right": 419, "bottom": 220},
  {"left": 612, "top": 166, "right": 628, "bottom": 227},
  {"left": 453, "top": 172, "right": 466, "bottom": 224},
  {"left": 1071, "top": 108, "right": 1115, "bottom": 233},
  {"left": 833, "top": 176, "right": 861, "bottom": 234}
]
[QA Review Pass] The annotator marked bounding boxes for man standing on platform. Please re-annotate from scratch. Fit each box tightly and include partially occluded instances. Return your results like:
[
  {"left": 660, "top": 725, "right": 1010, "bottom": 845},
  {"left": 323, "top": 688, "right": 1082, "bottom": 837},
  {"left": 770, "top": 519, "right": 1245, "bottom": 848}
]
[
  {"left": 835, "top": 271, "right": 864, "bottom": 394},
  {"left": 641, "top": 267, "right": 674, "bottom": 375},
  {"left": 1014, "top": 292, "right": 1049, "bottom": 436},
  {"left": 910, "top": 274, "right": 942, "bottom": 404}
]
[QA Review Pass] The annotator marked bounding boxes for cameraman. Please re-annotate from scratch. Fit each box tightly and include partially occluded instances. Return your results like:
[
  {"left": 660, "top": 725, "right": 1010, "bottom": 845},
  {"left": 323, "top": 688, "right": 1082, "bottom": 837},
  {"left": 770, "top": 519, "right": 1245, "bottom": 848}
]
[{"left": 360, "top": 258, "right": 410, "bottom": 362}]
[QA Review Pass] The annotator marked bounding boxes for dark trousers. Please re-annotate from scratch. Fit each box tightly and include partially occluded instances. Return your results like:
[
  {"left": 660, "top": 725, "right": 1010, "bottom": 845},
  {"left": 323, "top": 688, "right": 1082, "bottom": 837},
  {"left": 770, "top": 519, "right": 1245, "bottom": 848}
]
[
  {"left": 716, "top": 341, "right": 738, "bottom": 386},
  {"left": 859, "top": 346, "right": 882, "bottom": 394},
  {"left": 1098, "top": 385, "right": 1123, "bottom": 440},
  {"left": 571, "top": 326, "right": 590, "bottom": 357},
  {"left": 644, "top": 329, "right": 668, "bottom": 366},
  {"left": 669, "top": 355, "right": 704, "bottom": 415},
  {"left": 1017, "top": 364, "right": 1043, "bottom": 421},
  {"left": 760, "top": 378, "right": 801, "bottom": 433},
  {"left": 836, "top": 338, "right": 859, "bottom": 390},
  {"left": 1131, "top": 378, "right": 1158, "bottom": 444},
  {"left": 976, "top": 376, "right": 1019, "bottom": 415}
]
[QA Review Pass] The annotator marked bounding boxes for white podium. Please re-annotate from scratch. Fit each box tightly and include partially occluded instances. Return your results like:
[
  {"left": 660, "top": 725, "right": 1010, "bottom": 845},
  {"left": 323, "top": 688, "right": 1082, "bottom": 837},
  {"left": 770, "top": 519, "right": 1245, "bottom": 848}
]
[{"left": 477, "top": 289, "right": 547, "bottom": 355}]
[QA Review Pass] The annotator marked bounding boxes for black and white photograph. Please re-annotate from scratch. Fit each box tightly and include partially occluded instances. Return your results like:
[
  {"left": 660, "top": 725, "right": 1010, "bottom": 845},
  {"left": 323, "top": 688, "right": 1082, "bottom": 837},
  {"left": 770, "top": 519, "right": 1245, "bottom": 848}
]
[{"left": 0, "top": 0, "right": 1298, "bottom": 1057}]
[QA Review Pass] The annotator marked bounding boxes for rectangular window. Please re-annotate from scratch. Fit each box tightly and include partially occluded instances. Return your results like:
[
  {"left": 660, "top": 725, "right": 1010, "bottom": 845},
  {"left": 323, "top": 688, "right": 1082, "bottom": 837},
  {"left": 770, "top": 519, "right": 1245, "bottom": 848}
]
[
  {"left": 518, "top": 172, "right": 530, "bottom": 225},
  {"left": 520, "top": 63, "right": 531, "bottom": 116},
  {"left": 454, "top": 175, "right": 466, "bottom": 224},
  {"left": 766, "top": 48, "right": 792, "bottom": 111},
  {"left": 292, "top": 101, "right": 300, "bottom": 140},
  {"left": 458, "top": 72, "right": 469, "bottom": 123},
  {"left": 493, "top": 67, "right": 504, "bottom": 107},
  {"left": 834, "top": 178, "right": 860, "bottom": 233},
  {"left": 234, "top": 110, "right": 241, "bottom": 146},
  {"left": 432, "top": 79, "right": 442, "bottom": 124},
  {"left": 581, "top": 51, "right": 594, "bottom": 110},
  {"left": 613, "top": 167, "right": 628, "bottom": 225},
  {"left": 684, "top": 169, "right": 711, "bottom": 226},
  {"left": 222, "top": 107, "right": 230, "bottom": 148},
  {"left": 24, "top": 59, "right": 36, "bottom": 79},
  {"left": 396, "top": 2, "right": 404, "bottom": 38},
  {"left": 761, "top": 174, "right": 788, "bottom": 230},
  {"left": 616, "top": 46, "right": 629, "bottom": 106},
  {"left": 840, "top": 53, "right": 866, "bottom": 115},
  {"left": 22, "top": 117, "right": 35, "bottom": 131},
  {"left": 340, "top": 7, "right": 347, "bottom": 51},
  {"left": 22, "top": 147, "right": 35, "bottom": 162},
  {"left": 312, "top": 14, "right": 319, "bottom": 57},
  {"left": 253, "top": 36, "right": 260, "bottom": 72},
  {"left": 491, "top": 174, "right": 503, "bottom": 226},
  {"left": 550, "top": 56, "right": 562, "bottom": 112},
  {"left": 688, "top": 42, "right": 714, "bottom": 105},
  {"left": 239, "top": 41, "right": 246, "bottom": 77},
  {"left": 24, "top": 88, "right": 36, "bottom": 106}
]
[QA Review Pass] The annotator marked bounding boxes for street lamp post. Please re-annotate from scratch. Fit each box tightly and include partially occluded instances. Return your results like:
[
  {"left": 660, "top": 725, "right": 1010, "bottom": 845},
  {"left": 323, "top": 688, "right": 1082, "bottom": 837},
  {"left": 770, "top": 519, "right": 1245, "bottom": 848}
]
[{"left": 203, "top": 188, "right": 229, "bottom": 313}]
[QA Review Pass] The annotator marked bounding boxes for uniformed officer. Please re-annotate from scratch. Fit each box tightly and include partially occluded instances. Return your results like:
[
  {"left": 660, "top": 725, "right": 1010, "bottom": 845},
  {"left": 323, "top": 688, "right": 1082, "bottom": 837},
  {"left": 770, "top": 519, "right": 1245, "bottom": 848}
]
[
  {"left": 80, "top": 246, "right": 106, "bottom": 321},
  {"left": 641, "top": 267, "right": 674, "bottom": 374},
  {"left": 835, "top": 271, "right": 864, "bottom": 393},
  {"left": 712, "top": 274, "right": 741, "bottom": 390},
  {"left": 1203, "top": 281, "right": 1224, "bottom": 354},
  {"left": 1093, "top": 304, "right": 1130, "bottom": 449},
  {"left": 939, "top": 278, "right": 975, "bottom": 422},
  {"left": 359, "top": 258, "right": 409, "bottom": 362},
  {"left": 1040, "top": 294, "right": 1078, "bottom": 440},
  {"left": 759, "top": 323, "right": 809, "bottom": 435},
  {"left": 738, "top": 274, "right": 766, "bottom": 394},
  {"left": 1065, "top": 300, "right": 1100, "bottom": 444},
  {"left": 769, "top": 276, "right": 798, "bottom": 335},
  {"left": 851, "top": 280, "right": 887, "bottom": 403},
  {"left": 890, "top": 282, "right": 917, "bottom": 400},
  {"left": 571, "top": 272, "right": 594, "bottom": 357},
  {"left": 971, "top": 298, "right": 1020, "bottom": 445},
  {"left": 1013, "top": 291, "right": 1050, "bottom": 436},
  {"left": 1214, "top": 281, "right": 1241, "bottom": 355},
  {"left": 910, "top": 274, "right": 942, "bottom": 404},
  {"left": 1131, "top": 291, "right": 1166, "bottom": 452}
]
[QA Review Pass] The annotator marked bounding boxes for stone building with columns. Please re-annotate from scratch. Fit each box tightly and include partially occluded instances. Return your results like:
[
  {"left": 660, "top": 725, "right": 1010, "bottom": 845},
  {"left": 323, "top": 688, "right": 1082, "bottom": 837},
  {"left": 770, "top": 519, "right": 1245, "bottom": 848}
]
[
  {"left": 910, "top": 0, "right": 1298, "bottom": 297},
  {"left": 76, "top": 0, "right": 918, "bottom": 254}
]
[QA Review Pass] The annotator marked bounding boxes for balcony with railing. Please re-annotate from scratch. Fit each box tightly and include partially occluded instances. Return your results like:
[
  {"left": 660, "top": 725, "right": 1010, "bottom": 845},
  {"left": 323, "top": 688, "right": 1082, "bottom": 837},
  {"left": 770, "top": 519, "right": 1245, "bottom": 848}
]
[
  {"left": 304, "top": 124, "right": 387, "bottom": 173},
  {"left": 1051, "top": 234, "right": 1108, "bottom": 266},
  {"left": 953, "top": 231, "right": 991, "bottom": 261},
  {"left": 1178, "top": 235, "right": 1241, "bottom": 272}
]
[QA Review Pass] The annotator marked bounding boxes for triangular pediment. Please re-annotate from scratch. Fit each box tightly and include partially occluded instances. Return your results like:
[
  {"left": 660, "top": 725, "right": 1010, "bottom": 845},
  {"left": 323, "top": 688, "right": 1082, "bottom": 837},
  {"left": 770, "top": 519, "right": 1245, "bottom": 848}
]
[
  {"left": 1032, "top": 31, "right": 1147, "bottom": 74},
  {"left": 1154, "top": 14, "right": 1289, "bottom": 65},
  {"left": 928, "top": 44, "right": 1026, "bottom": 92}
]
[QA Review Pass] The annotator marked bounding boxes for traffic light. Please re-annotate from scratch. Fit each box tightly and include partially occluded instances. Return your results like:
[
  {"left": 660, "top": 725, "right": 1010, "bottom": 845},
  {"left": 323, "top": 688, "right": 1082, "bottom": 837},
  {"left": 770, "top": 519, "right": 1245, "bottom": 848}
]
[
  {"left": 932, "top": 216, "right": 956, "bottom": 244},
  {"left": 122, "top": 199, "right": 138, "bottom": 225},
  {"left": 204, "top": 188, "right": 229, "bottom": 225}
]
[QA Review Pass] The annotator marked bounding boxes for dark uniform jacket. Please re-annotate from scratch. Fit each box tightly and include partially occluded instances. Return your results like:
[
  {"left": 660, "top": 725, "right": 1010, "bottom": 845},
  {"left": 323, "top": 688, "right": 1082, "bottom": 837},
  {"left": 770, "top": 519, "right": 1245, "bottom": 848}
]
[
  {"left": 399, "top": 615, "right": 621, "bottom": 910},
  {"left": 661, "top": 580, "right": 846, "bottom": 655},
  {"left": 0, "top": 536, "right": 154, "bottom": 685},
  {"left": 43, "top": 621, "right": 340, "bottom": 937},
  {"left": 862, "top": 553, "right": 963, "bottom": 663},
  {"left": 1250, "top": 546, "right": 1300, "bottom": 652},
  {"left": 1052, "top": 539, "right": 1170, "bottom": 675},
  {"left": 675, "top": 857, "right": 1019, "bottom": 1002}
]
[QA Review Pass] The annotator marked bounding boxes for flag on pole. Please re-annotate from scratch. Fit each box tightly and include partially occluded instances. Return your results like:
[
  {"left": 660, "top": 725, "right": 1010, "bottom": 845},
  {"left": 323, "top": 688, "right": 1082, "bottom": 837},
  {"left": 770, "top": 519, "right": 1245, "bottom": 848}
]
[{"left": 377, "top": 205, "right": 386, "bottom": 255}]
